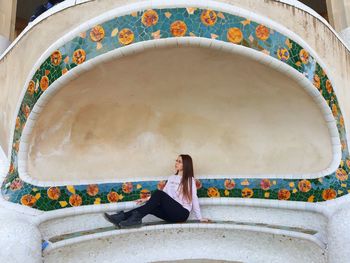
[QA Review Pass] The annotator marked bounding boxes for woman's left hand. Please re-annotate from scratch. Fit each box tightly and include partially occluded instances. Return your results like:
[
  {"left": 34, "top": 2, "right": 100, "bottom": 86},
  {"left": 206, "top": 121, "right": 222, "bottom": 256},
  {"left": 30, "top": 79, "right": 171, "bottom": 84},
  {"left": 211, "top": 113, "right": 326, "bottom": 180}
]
[
  {"left": 200, "top": 218, "right": 211, "bottom": 223},
  {"left": 135, "top": 196, "right": 150, "bottom": 205}
]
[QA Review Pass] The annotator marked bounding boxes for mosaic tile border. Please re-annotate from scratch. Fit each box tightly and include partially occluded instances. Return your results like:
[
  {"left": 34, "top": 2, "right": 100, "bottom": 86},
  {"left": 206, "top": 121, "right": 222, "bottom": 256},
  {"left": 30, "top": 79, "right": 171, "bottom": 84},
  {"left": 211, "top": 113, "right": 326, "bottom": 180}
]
[{"left": 1, "top": 6, "right": 349, "bottom": 211}]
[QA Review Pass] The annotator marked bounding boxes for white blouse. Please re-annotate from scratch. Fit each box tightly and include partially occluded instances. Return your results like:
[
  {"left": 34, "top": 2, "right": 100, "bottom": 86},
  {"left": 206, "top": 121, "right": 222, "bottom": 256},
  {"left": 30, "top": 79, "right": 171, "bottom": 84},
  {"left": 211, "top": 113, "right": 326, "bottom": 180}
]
[{"left": 162, "top": 175, "right": 202, "bottom": 220}]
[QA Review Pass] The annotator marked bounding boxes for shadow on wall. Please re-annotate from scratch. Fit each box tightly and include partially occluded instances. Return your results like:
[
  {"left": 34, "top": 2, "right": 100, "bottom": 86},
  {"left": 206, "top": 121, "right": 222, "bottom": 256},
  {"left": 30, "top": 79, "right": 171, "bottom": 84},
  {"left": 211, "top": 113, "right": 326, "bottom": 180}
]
[{"left": 15, "top": 0, "right": 65, "bottom": 37}]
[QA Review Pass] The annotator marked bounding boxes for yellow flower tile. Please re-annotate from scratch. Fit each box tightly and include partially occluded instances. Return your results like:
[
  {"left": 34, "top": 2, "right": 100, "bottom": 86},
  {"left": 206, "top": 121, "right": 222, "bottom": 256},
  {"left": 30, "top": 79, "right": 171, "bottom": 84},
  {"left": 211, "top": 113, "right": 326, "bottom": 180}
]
[
  {"left": 96, "top": 42, "right": 103, "bottom": 50},
  {"left": 308, "top": 195, "right": 315, "bottom": 202},
  {"left": 94, "top": 198, "right": 101, "bottom": 205},
  {"left": 152, "top": 30, "right": 161, "bottom": 39},
  {"left": 59, "top": 201, "right": 68, "bottom": 207},
  {"left": 241, "top": 20, "right": 250, "bottom": 26},
  {"left": 285, "top": 38, "right": 292, "bottom": 48},
  {"left": 217, "top": 12, "right": 225, "bottom": 19},
  {"left": 111, "top": 28, "right": 119, "bottom": 37},
  {"left": 241, "top": 179, "right": 249, "bottom": 186},
  {"left": 67, "top": 185, "right": 75, "bottom": 194},
  {"left": 186, "top": 7, "right": 197, "bottom": 14}
]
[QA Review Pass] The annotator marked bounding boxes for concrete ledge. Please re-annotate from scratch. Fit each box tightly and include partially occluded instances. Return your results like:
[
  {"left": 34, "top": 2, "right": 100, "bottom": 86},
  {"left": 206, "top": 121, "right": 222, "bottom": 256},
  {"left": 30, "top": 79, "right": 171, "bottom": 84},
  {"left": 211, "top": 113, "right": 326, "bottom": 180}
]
[
  {"left": 38, "top": 201, "right": 328, "bottom": 255},
  {"left": 43, "top": 220, "right": 325, "bottom": 254},
  {"left": 43, "top": 220, "right": 327, "bottom": 263}
]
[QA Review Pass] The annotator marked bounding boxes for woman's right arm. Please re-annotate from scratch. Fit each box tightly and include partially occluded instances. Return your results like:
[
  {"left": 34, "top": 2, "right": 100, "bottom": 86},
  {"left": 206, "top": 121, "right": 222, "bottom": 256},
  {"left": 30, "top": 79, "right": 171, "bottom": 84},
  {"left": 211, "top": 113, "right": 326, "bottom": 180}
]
[
  {"left": 192, "top": 179, "right": 211, "bottom": 222},
  {"left": 163, "top": 180, "right": 169, "bottom": 192},
  {"left": 191, "top": 179, "right": 202, "bottom": 220}
]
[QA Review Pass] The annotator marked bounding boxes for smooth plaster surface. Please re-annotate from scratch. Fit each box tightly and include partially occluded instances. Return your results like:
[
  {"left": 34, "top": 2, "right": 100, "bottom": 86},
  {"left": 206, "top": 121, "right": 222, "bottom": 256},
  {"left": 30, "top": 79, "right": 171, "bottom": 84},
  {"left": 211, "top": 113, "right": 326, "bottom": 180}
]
[
  {"left": 27, "top": 47, "right": 332, "bottom": 182},
  {"left": 0, "top": 0, "right": 349, "bottom": 158}
]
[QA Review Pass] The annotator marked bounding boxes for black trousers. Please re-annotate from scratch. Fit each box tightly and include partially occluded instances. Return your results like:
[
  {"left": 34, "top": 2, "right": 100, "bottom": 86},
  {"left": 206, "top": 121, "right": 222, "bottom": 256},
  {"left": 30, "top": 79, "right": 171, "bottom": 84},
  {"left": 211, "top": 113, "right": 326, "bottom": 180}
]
[{"left": 125, "top": 190, "right": 190, "bottom": 223}]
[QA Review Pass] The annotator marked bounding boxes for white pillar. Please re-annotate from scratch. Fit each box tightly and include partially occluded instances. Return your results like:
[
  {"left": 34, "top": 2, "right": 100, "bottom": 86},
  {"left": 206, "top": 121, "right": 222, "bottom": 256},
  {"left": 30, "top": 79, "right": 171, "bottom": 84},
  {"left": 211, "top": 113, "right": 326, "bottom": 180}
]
[
  {"left": 326, "top": 0, "right": 350, "bottom": 48},
  {"left": 0, "top": 208, "right": 42, "bottom": 263},
  {"left": 0, "top": 0, "right": 17, "bottom": 41},
  {"left": 0, "top": 34, "right": 11, "bottom": 55},
  {"left": 339, "top": 27, "right": 350, "bottom": 48},
  {"left": 0, "top": 0, "right": 16, "bottom": 55}
]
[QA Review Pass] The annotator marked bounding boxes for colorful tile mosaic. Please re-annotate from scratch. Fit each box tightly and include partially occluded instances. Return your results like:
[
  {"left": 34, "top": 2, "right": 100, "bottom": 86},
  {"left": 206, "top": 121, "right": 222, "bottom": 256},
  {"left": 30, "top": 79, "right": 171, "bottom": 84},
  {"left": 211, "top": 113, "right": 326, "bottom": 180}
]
[{"left": 1, "top": 7, "right": 349, "bottom": 211}]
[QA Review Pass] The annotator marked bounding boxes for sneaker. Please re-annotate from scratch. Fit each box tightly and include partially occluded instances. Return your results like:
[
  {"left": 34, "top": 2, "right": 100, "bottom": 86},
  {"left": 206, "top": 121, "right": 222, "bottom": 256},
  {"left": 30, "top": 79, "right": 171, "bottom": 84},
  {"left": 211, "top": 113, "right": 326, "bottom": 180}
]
[
  {"left": 119, "top": 211, "right": 143, "bottom": 228},
  {"left": 103, "top": 211, "right": 125, "bottom": 227}
]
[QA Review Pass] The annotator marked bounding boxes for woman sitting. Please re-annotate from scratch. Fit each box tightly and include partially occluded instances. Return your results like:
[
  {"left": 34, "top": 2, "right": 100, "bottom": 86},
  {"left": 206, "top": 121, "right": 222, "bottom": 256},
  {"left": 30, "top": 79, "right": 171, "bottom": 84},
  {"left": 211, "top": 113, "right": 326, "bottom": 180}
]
[{"left": 104, "top": 154, "right": 209, "bottom": 228}]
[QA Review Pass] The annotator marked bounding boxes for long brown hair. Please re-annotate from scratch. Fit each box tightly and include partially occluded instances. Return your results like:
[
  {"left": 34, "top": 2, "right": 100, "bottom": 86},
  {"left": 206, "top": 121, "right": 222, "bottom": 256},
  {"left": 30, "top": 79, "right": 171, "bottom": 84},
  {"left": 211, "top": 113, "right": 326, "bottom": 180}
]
[{"left": 175, "top": 154, "right": 194, "bottom": 202}]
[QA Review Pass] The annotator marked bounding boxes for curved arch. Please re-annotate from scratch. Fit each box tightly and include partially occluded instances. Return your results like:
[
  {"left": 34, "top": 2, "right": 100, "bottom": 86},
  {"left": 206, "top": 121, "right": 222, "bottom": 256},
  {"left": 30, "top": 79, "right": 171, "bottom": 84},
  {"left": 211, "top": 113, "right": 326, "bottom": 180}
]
[
  {"left": 1, "top": 2, "right": 349, "bottom": 211},
  {"left": 18, "top": 39, "right": 339, "bottom": 185}
]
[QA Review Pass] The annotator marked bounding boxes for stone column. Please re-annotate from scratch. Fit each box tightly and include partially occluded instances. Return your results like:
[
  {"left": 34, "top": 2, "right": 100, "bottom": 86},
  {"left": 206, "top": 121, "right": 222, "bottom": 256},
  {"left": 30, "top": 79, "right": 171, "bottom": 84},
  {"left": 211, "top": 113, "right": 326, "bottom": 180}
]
[
  {"left": 326, "top": 0, "right": 346, "bottom": 31},
  {"left": 327, "top": 203, "right": 350, "bottom": 263},
  {"left": 0, "top": 207, "right": 42, "bottom": 263},
  {"left": 0, "top": 0, "right": 17, "bottom": 54}
]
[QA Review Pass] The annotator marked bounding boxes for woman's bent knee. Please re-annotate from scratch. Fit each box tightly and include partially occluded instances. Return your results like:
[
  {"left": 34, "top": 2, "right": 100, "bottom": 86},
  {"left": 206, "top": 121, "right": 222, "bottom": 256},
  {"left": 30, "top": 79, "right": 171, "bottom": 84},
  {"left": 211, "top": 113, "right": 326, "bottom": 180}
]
[{"left": 154, "top": 189, "right": 167, "bottom": 196}]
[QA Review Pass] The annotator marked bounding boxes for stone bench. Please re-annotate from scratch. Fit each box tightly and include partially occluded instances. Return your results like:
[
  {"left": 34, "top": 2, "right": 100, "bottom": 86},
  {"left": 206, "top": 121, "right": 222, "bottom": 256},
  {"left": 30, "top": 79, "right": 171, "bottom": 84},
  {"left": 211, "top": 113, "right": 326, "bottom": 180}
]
[
  {"left": 42, "top": 218, "right": 325, "bottom": 254},
  {"left": 39, "top": 201, "right": 328, "bottom": 262}
]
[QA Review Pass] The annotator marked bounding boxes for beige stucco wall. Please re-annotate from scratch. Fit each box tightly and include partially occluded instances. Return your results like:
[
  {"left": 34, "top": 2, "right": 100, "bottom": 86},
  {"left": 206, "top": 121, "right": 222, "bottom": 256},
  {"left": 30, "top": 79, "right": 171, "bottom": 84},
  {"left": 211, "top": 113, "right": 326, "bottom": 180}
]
[
  {"left": 26, "top": 47, "right": 332, "bottom": 181},
  {"left": 0, "top": 0, "right": 348, "bottom": 162}
]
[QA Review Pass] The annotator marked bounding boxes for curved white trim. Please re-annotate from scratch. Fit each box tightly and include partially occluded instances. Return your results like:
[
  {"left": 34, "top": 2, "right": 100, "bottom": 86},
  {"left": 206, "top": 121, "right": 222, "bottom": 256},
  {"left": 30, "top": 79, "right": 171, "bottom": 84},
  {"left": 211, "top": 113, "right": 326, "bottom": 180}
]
[
  {"left": 43, "top": 221, "right": 326, "bottom": 255},
  {"left": 17, "top": 37, "right": 341, "bottom": 187},
  {"left": 0, "top": 35, "right": 11, "bottom": 56}
]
